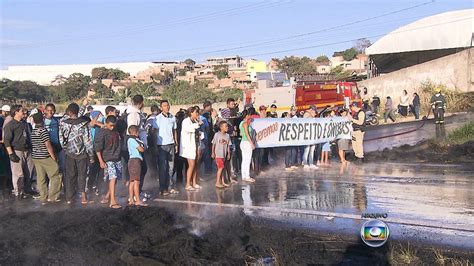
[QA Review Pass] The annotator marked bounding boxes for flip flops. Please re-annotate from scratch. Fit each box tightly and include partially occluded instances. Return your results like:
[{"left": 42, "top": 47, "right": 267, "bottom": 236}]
[
  {"left": 109, "top": 203, "right": 122, "bottom": 209},
  {"left": 81, "top": 200, "right": 94, "bottom": 205}
]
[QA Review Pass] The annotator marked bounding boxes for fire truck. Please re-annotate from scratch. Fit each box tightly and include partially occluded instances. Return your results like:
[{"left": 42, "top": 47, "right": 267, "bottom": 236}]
[{"left": 244, "top": 79, "right": 362, "bottom": 112}]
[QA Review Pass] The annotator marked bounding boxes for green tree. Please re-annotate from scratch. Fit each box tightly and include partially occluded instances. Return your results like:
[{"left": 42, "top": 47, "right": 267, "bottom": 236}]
[
  {"left": 128, "top": 82, "right": 157, "bottom": 97},
  {"left": 126, "top": 82, "right": 160, "bottom": 106},
  {"left": 213, "top": 65, "right": 229, "bottom": 79},
  {"left": 342, "top": 48, "right": 358, "bottom": 61},
  {"left": 0, "top": 79, "right": 17, "bottom": 100},
  {"left": 162, "top": 80, "right": 216, "bottom": 105},
  {"left": 177, "top": 69, "right": 187, "bottom": 76},
  {"left": 48, "top": 85, "right": 67, "bottom": 102},
  {"left": 315, "top": 55, "right": 330, "bottom": 63},
  {"left": 274, "top": 56, "right": 318, "bottom": 75},
  {"left": 91, "top": 82, "right": 113, "bottom": 100},
  {"left": 61, "top": 73, "right": 91, "bottom": 101},
  {"left": 184, "top": 58, "right": 196, "bottom": 69},
  {"left": 51, "top": 74, "right": 67, "bottom": 85},
  {"left": 91, "top": 67, "right": 108, "bottom": 80},
  {"left": 215, "top": 87, "right": 242, "bottom": 102},
  {"left": 113, "top": 88, "right": 129, "bottom": 104},
  {"left": 0, "top": 79, "right": 49, "bottom": 102},
  {"left": 151, "top": 70, "right": 173, "bottom": 85},
  {"left": 91, "top": 67, "right": 130, "bottom": 80},
  {"left": 330, "top": 65, "right": 352, "bottom": 79}
]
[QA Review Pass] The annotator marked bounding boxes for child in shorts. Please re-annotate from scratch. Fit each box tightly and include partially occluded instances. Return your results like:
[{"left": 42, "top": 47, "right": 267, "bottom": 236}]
[
  {"left": 95, "top": 115, "right": 122, "bottom": 209},
  {"left": 127, "top": 125, "right": 146, "bottom": 206},
  {"left": 212, "top": 121, "right": 231, "bottom": 189}
]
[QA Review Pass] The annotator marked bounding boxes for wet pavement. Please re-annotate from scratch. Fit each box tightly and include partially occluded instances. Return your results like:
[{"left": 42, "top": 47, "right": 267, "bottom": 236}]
[
  {"left": 2, "top": 160, "right": 473, "bottom": 250},
  {"left": 151, "top": 162, "right": 474, "bottom": 250},
  {"left": 364, "top": 112, "right": 474, "bottom": 152}
]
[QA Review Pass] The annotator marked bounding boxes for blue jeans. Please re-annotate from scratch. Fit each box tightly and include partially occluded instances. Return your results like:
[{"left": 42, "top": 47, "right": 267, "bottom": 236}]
[
  {"left": 303, "top": 145, "right": 315, "bottom": 166},
  {"left": 414, "top": 105, "right": 420, "bottom": 119},
  {"left": 157, "top": 144, "right": 175, "bottom": 191},
  {"left": 285, "top": 146, "right": 297, "bottom": 168}
]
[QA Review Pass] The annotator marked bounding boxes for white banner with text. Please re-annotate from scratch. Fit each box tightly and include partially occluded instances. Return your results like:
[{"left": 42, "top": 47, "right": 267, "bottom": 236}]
[{"left": 249, "top": 117, "right": 352, "bottom": 148}]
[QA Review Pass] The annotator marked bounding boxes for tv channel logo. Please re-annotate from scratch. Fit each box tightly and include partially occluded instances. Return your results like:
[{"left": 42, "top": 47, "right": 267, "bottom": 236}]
[{"left": 360, "top": 220, "right": 390, "bottom": 247}]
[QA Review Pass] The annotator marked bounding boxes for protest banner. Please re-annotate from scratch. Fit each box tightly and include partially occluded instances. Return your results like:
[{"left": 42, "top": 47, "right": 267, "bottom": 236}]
[{"left": 250, "top": 117, "right": 352, "bottom": 148}]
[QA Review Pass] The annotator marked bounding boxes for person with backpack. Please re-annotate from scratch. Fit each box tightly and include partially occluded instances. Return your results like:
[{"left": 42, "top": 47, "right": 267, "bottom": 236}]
[
  {"left": 143, "top": 104, "right": 160, "bottom": 180},
  {"left": 201, "top": 101, "right": 214, "bottom": 173},
  {"left": 60, "top": 103, "right": 94, "bottom": 204}
]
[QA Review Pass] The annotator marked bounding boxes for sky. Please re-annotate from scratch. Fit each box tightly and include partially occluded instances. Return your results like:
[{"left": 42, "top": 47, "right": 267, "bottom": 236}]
[{"left": 0, "top": 0, "right": 472, "bottom": 69}]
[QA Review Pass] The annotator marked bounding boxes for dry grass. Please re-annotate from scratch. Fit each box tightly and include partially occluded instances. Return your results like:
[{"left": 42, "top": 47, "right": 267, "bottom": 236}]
[
  {"left": 418, "top": 80, "right": 474, "bottom": 113},
  {"left": 390, "top": 244, "right": 472, "bottom": 266},
  {"left": 432, "top": 248, "right": 472, "bottom": 266},
  {"left": 389, "top": 243, "right": 421, "bottom": 265}
]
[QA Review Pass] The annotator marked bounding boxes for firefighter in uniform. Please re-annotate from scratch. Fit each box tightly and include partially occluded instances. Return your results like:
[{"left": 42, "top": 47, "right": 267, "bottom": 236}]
[
  {"left": 430, "top": 88, "right": 446, "bottom": 124},
  {"left": 349, "top": 103, "right": 366, "bottom": 163}
]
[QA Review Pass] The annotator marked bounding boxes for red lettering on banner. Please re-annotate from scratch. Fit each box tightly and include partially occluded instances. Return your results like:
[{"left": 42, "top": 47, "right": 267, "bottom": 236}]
[{"left": 256, "top": 122, "right": 279, "bottom": 142}]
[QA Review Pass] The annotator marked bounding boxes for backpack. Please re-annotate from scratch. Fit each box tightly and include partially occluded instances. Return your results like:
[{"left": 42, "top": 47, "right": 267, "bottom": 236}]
[{"left": 116, "top": 112, "right": 129, "bottom": 152}]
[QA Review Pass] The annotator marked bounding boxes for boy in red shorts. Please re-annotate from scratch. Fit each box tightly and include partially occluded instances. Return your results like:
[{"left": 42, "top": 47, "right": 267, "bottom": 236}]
[{"left": 212, "top": 121, "right": 231, "bottom": 189}]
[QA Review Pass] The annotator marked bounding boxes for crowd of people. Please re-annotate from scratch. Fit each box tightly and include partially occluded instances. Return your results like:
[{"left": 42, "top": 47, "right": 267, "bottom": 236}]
[
  {"left": 360, "top": 87, "right": 426, "bottom": 123},
  {"left": 0, "top": 93, "right": 390, "bottom": 208}
]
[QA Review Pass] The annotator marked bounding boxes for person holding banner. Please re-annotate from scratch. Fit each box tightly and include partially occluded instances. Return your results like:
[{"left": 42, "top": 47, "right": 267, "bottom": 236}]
[
  {"left": 252, "top": 106, "right": 267, "bottom": 176},
  {"left": 239, "top": 109, "right": 256, "bottom": 183},
  {"left": 302, "top": 106, "right": 318, "bottom": 170},
  {"left": 350, "top": 103, "right": 366, "bottom": 163},
  {"left": 282, "top": 111, "right": 298, "bottom": 171},
  {"left": 337, "top": 108, "right": 350, "bottom": 164}
]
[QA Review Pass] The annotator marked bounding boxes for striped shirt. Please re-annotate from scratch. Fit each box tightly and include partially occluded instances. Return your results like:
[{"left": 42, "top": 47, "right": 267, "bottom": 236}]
[{"left": 31, "top": 126, "right": 51, "bottom": 159}]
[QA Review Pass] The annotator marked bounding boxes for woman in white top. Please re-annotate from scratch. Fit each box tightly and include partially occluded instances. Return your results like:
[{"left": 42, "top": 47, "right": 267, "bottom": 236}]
[
  {"left": 399, "top": 90, "right": 410, "bottom": 117},
  {"left": 180, "top": 106, "right": 202, "bottom": 191}
]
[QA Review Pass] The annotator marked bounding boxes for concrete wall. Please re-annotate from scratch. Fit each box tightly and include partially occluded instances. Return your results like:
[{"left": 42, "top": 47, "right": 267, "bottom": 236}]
[{"left": 358, "top": 48, "right": 473, "bottom": 104}]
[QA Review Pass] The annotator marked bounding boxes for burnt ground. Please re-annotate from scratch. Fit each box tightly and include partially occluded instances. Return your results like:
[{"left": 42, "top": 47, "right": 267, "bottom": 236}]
[
  {"left": 0, "top": 207, "right": 472, "bottom": 265},
  {"left": 365, "top": 140, "right": 474, "bottom": 164}
]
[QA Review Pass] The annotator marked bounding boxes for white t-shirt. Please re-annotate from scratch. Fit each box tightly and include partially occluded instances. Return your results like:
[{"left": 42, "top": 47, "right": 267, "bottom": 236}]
[
  {"left": 400, "top": 95, "right": 410, "bottom": 107},
  {"left": 126, "top": 105, "right": 147, "bottom": 147}
]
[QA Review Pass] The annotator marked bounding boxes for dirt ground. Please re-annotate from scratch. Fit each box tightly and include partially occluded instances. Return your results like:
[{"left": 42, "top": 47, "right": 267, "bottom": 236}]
[
  {"left": 365, "top": 140, "right": 474, "bottom": 164},
  {"left": 0, "top": 207, "right": 472, "bottom": 265}
]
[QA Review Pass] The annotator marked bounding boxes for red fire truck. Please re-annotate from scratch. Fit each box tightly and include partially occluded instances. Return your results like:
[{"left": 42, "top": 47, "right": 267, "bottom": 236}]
[{"left": 244, "top": 80, "right": 362, "bottom": 112}]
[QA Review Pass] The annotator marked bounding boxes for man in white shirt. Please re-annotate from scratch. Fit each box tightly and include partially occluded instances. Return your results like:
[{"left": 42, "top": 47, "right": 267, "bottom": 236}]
[{"left": 126, "top": 95, "right": 148, "bottom": 195}]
